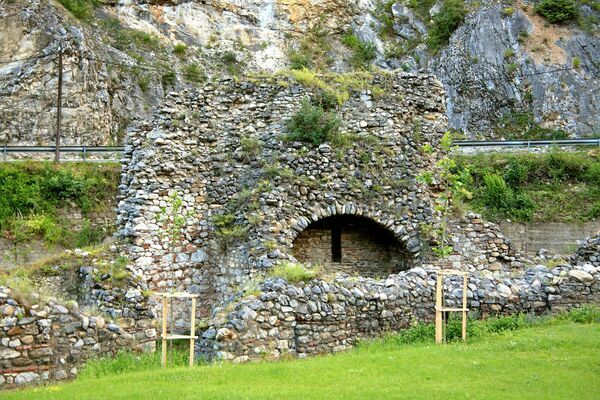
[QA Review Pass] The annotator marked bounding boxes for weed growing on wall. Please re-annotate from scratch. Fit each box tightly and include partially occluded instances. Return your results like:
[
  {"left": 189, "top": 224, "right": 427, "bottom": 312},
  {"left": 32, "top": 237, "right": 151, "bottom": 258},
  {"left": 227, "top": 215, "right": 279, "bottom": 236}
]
[
  {"left": 286, "top": 98, "right": 340, "bottom": 145},
  {"left": 269, "top": 261, "right": 321, "bottom": 283}
]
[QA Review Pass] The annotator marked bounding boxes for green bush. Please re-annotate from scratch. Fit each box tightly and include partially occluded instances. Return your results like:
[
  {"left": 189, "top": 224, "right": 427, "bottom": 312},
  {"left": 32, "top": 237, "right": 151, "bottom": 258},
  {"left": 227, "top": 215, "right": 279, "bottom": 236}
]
[
  {"left": 0, "top": 162, "right": 118, "bottom": 245},
  {"left": 161, "top": 69, "right": 177, "bottom": 88},
  {"left": 426, "top": 0, "right": 468, "bottom": 52},
  {"left": 480, "top": 173, "right": 535, "bottom": 220},
  {"left": 57, "top": 0, "right": 98, "bottom": 21},
  {"left": 565, "top": 305, "right": 600, "bottom": 324},
  {"left": 455, "top": 151, "right": 600, "bottom": 222},
  {"left": 495, "top": 111, "right": 568, "bottom": 140},
  {"left": 535, "top": 0, "right": 579, "bottom": 23},
  {"left": 286, "top": 98, "right": 340, "bottom": 145},
  {"left": 182, "top": 63, "right": 205, "bottom": 83},
  {"left": 342, "top": 33, "right": 377, "bottom": 69},
  {"left": 173, "top": 44, "right": 187, "bottom": 57},
  {"left": 290, "top": 51, "right": 312, "bottom": 70}
]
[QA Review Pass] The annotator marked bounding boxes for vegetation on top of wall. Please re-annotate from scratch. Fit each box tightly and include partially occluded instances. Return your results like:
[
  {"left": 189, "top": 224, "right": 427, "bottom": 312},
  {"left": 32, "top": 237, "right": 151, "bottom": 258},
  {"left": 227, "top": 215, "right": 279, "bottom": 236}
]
[
  {"left": 286, "top": 98, "right": 340, "bottom": 145},
  {"left": 454, "top": 150, "right": 600, "bottom": 222},
  {"left": 0, "top": 162, "right": 119, "bottom": 250},
  {"left": 269, "top": 261, "right": 321, "bottom": 283}
]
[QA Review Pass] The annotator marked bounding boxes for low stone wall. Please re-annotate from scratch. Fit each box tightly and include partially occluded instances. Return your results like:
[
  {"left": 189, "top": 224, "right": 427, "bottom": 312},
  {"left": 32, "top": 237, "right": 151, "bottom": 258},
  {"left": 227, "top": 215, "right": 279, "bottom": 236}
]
[
  {"left": 198, "top": 263, "right": 599, "bottom": 362},
  {"left": 571, "top": 234, "right": 600, "bottom": 267},
  {"left": 0, "top": 287, "right": 156, "bottom": 388}
]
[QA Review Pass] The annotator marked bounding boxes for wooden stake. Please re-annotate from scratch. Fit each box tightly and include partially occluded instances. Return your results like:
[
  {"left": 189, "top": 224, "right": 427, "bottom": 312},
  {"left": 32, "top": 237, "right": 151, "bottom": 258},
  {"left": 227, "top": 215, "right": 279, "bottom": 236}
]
[
  {"left": 189, "top": 297, "right": 196, "bottom": 367},
  {"left": 161, "top": 296, "right": 168, "bottom": 367},
  {"left": 462, "top": 274, "right": 468, "bottom": 341},
  {"left": 435, "top": 273, "right": 443, "bottom": 344}
]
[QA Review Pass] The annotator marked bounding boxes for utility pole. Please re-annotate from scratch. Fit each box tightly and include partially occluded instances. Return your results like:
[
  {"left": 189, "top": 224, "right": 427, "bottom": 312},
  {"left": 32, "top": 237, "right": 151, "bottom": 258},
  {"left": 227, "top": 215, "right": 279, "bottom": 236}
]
[{"left": 55, "top": 42, "right": 63, "bottom": 163}]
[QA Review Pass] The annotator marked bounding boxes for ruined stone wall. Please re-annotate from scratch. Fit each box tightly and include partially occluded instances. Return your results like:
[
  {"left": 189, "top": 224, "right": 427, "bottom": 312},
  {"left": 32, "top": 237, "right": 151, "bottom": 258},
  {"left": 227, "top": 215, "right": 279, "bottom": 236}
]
[
  {"left": 0, "top": 287, "right": 156, "bottom": 388},
  {"left": 117, "top": 72, "right": 448, "bottom": 316},
  {"left": 198, "top": 262, "right": 600, "bottom": 362}
]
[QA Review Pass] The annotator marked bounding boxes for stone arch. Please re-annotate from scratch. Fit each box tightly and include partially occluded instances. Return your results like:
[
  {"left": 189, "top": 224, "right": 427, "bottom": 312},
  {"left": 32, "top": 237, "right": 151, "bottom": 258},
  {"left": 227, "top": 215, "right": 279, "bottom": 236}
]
[{"left": 287, "top": 204, "right": 421, "bottom": 277}]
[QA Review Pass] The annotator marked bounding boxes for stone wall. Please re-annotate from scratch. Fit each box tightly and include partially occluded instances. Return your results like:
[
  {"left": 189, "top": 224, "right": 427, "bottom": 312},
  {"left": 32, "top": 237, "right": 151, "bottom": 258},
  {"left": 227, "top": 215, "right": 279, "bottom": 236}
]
[
  {"left": 117, "top": 72, "right": 448, "bottom": 315},
  {"left": 571, "top": 234, "right": 600, "bottom": 267},
  {"left": 198, "top": 262, "right": 600, "bottom": 362},
  {"left": 0, "top": 287, "right": 156, "bottom": 388}
]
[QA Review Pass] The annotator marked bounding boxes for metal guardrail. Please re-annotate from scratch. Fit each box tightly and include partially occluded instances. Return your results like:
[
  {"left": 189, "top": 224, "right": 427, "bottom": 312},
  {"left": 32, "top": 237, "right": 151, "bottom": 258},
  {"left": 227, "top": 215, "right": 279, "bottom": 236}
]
[
  {"left": 1, "top": 146, "right": 123, "bottom": 162},
  {"left": 454, "top": 138, "right": 600, "bottom": 148},
  {"left": 1, "top": 138, "right": 599, "bottom": 161}
]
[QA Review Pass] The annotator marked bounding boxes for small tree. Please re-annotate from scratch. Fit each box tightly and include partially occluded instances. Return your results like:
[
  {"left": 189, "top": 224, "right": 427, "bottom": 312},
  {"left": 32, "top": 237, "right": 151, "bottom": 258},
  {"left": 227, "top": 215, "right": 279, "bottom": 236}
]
[
  {"left": 418, "top": 132, "right": 471, "bottom": 258},
  {"left": 157, "top": 192, "right": 188, "bottom": 265}
]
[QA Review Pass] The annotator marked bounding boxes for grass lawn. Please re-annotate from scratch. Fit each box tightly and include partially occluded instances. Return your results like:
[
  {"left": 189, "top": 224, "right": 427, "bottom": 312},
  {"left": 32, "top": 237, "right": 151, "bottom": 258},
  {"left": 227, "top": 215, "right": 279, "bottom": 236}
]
[{"left": 6, "top": 322, "right": 600, "bottom": 400}]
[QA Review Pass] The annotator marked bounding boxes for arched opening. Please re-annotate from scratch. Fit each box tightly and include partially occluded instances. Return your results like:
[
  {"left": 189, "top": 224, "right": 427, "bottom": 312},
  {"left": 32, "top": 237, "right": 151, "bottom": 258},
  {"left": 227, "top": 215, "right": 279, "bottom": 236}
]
[{"left": 292, "top": 215, "right": 412, "bottom": 277}]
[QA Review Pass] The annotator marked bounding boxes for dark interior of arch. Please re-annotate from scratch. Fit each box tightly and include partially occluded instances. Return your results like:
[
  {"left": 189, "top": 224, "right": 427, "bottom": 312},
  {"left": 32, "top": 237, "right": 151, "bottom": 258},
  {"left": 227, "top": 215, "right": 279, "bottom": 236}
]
[{"left": 292, "top": 215, "right": 412, "bottom": 277}]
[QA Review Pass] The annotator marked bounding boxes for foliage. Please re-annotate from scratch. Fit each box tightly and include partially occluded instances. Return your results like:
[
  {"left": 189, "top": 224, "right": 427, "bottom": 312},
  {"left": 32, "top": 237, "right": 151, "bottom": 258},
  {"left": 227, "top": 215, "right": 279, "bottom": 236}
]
[
  {"left": 454, "top": 151, "right": 600, "bottom": 222},
  {"left": 535, "top": 0, "right": 579, "bottom": 23},
  {"left": 80, "top": 347, "right": 191, "bottom": 380},
  {"left": 419, "top": 132, "right": 471, "bottom": 258},
  {"left": 342, "top": 33, "right": 377, "bottom": 69},
  {"left": 240, "top": 137, "right": 263, "bottom": 160},
  {"left": 494, "top": 111, "right": 568, "bottom": 140},
  {"left": 563, "top": 304, "right": 600, "bottom": 324},
  {"left": 220, "top": 51, "right": 243, "bottom": 75},
  {"left": 269, "top": 261, "right": 320, "bottom": 283},
  {"left": 286, "top": 98, "right": 340, "bottom": 145},
  {"left": 173, "top": 44, "right": 187, "bottom": 57},
  {"left": 161, "top": 68, "right": 177, "bottom": 88},
  {"left": 157, "top": 193, "right": 189, "bottom": 263},
  {"left": 479, "top": 173, "right": 535, "bottom": 221},
  {"left": 288, "top": 21, "right": 333, "bottom": 70},
  {"left": 374, "top": 0, "right": 398, "bottom": 38},
  {"left": 0, "top": 162, "right": 117, "bottom": 248},
  {"left": 57, "top": 0, "right": 98, "bottom": 21},
  {"left": 182, "top": 63, "right": 205, "bottom": 83},
  {"left": 288, "top": 68, "right": 375, "bottom": 105},
  {"left": 426, "top": 0, "right": 468, "bottom": 52}
]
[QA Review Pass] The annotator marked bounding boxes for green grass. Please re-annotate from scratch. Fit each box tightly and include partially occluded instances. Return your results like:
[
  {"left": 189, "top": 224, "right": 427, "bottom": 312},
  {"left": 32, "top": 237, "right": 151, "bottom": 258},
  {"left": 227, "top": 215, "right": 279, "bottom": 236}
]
[
  {"left": 455, "top": 151, "right": 600, "bottom": 222},
  {"left": 0, "top": 162, "right": 118, "bottom": 249},
  {"left": 6, "top": 321, "right": 600, "bottom": 399}
]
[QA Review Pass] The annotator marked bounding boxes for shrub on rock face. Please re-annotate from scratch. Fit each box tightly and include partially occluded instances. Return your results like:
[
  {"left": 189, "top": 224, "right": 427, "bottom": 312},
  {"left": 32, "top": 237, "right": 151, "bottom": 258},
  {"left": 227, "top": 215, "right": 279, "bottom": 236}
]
[
  {"left": 535, "top": 0, "right": 579, "bottom": 24},
  {"left": 286, "top": 98, "right": 340, "bottom": 145},
  {"left": 426, "top": 0, "right": 468, "bottom": 52}
]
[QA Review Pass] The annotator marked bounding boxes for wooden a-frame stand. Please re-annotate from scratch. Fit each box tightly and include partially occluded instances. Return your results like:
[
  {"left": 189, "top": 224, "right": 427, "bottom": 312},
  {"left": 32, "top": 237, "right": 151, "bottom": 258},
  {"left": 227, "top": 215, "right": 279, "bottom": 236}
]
[
  {"left": 157, "top": 292, "right": 199, "bottom": 367},
  {"left": 435, "top": 269, "right": 468, "bottom": 344}
]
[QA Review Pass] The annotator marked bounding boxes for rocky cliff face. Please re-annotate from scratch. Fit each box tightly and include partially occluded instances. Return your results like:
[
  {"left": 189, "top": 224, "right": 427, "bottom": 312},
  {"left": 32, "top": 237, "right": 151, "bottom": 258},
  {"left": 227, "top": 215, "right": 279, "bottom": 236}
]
[{"left": 0, "top": 0, "right": 598, "bottom": 144}]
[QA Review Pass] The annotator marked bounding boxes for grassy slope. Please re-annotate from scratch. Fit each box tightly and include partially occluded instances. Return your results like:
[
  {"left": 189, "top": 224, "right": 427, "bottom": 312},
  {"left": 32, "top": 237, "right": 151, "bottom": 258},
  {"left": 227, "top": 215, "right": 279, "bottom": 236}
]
[
  {"left": 455, "top": 150, "right": 600, "bottom": 223},
  {"left": 7, "top": 323, "right": 600, "bottom": 400}
]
